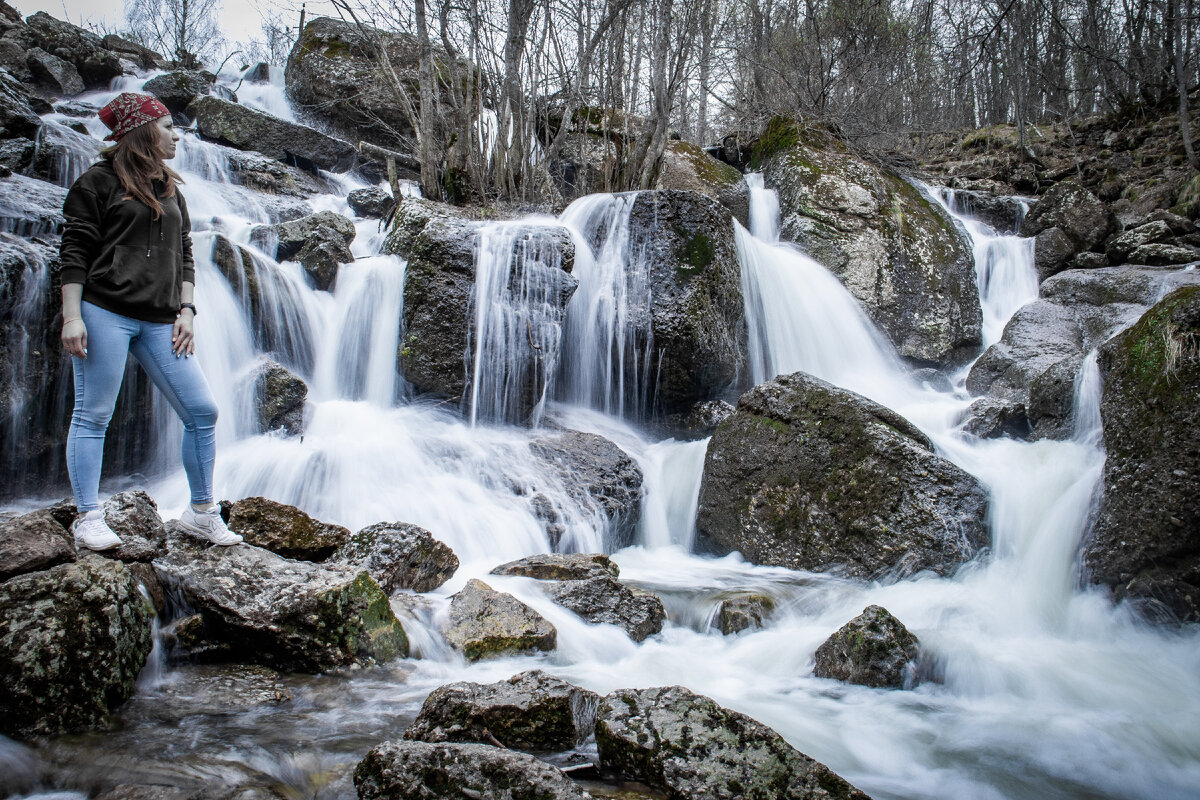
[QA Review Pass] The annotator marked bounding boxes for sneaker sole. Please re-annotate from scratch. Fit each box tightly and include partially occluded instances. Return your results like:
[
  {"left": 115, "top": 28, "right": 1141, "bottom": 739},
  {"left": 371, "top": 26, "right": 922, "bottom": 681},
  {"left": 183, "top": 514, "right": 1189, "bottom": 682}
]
[
  {"left": 176, "top": 517, "right": 243, "bottom": 546},
  {"left": 74, "top": 536, "right": 122, "bottom": 552}
]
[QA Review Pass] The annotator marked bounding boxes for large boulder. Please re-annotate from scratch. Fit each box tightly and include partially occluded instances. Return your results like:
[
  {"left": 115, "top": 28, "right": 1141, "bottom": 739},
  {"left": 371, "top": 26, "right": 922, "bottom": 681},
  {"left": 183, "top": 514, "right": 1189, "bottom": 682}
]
[
  {"left": 528, "top": 431, "right": 643, "bottom": 550},
  {"left": 813, "top": 605, "right": 920, "bottom": 689},
  {"left": 655, "top": 139, "right": 750, "bottom": 227},
  {"left": 143, "top": 70, "right": 231, "bottom": 115},
  {"left": 491, "top": 553, "right": 619, "bottom": 581},
  {"left": 187, "top": 95, "right": 359, "bottom": 173},
  {"left": 154, "top": 535, "right": 407, "bottom": 670},
  {"left": 544, "top": 577, "right": 665, "bottom": 642},
  {"left": 26, "top": 46, "right": 84, "bottom": 96},
  {"left": 1021, "top": 180, "right": 1114, "bottom": 256},
  {"left": 331, "top": 521, "right": 459, "bottom": 593},
  {"left": 225, "top": 496, "right": 351, "bottom": 561},
  {"left": 0, "top": 72, "right": 43, "bottom": 140},
  {"left": 0, "top": 556, "right": 154, "bottom": 739},
  {"left": 347, "top": 186, "right": 396, "bottom": 219},
  {"left": 0, "top": 509, "right": 74, "bottom": 581},
  {"left": 252, "top": 209, "right": 356, "bottom": 290},
  {"left": 100, "top": 34, "right": 166, "bottom": 70},
  {"left": 24, "top": 11, "right": 123, "bottom": 88},
  {"left": 595, "top": 685, "right": 870, "bottom": 800},
  {"left": 759, "top": 118, "right": 981, "bottom": 364},
  {"left": 250, "top": 360, "right": 307, "bottom": 435},
  {"left": 443, "top": 578, "right": 557, "bottom": 661},
  {"left": 696, "top": 372, "right": 989, "bottom": 578},
  {"left": 964, "top": 300, "right": 1084, "bottom": 404},
  {"left": 355, "top": 740, "right": 590, "bottom": 800},
  {"left": 1084, "top": 286, "right": 1200, "bottom": 622},
  {"left": 403, "top": 670, "right": 599, "bottom": 751}
]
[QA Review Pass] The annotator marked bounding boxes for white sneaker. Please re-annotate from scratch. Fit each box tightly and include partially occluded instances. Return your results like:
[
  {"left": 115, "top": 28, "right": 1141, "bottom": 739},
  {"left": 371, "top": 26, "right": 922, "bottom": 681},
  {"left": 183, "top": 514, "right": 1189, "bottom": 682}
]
[
  {"left": 178, "top": 505, "right": 243, "bottom": 546},
  {"left": 73, "top": 510, "right": 123, "bottom": 551}
]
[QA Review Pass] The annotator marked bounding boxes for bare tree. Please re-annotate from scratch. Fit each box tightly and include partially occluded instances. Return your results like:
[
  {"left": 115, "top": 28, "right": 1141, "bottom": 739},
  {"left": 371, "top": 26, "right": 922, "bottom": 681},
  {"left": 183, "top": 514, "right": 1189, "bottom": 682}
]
[{"left": 124, "top": 0, "right": 225, "bottom": 68}]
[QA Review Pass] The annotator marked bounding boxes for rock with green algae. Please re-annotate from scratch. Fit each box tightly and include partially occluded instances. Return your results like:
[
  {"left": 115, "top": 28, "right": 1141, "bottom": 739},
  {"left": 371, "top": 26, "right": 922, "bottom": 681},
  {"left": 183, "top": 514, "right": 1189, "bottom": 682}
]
[
  {"left": 714, "top": 592, "right": 775, "bottom": 635},
  {"left": 443, "top": 578, "right": 556, "bottom": 661},
  {"left": 0, "top": 555, "right": 154, "bottom": 739},
  {"left": 813, "top": 605, "right": 920, "bottom": 689},
  {"left": 695, "top": 371, "right": 988, "bottom": 579},
  {"left": 1084, "top": 286, "right": 1200, "bottom": 622},
  {"left": 225, "top": 496, "right": 350, "bottom": 561},
  {"left": 331, "top": 521, "right": 458, "bottom": 593},
  {"left": 595, "top": 685, "right": 871, "bottom": 800},
  {"left": 655, "top": 139, "right": 750, "bottom": 227},
  {"left": 153, "top": 534, "right": 407, "bottom": 671},
  {"left": 403, "top": 669, "right": 599, "bottom": 752},
  {"left": 758, "top": 117, "right": 980, "bottom": 365}
]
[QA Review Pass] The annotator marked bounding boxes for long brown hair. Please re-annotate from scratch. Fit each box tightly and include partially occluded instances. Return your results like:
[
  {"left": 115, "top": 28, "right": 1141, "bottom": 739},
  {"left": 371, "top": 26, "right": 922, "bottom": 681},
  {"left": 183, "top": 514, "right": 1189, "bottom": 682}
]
[{"left": 100, "top": 120, "right": 183, "bottom": 219}]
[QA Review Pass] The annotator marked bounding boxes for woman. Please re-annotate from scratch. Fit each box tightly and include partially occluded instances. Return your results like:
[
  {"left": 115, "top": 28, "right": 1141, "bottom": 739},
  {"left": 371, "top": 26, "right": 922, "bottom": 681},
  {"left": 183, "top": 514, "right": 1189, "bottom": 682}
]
[{"left": 59, "top": 92, "right": 241, "bottom": 549}]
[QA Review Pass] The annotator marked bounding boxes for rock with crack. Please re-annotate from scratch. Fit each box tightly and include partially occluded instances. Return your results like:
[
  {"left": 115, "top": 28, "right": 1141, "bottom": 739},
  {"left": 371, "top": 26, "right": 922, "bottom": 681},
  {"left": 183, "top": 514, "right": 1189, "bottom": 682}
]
[
  {"left": 331, "top": 521, "right": 459, "bottom": 593},
  {"left": 443, "top": 578, "right": 557, "bottom": 661}
]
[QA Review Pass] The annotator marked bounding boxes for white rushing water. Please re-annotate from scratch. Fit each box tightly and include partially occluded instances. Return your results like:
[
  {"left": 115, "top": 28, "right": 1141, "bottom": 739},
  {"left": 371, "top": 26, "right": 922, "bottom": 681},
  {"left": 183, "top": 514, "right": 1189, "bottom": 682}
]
[{"left": 5, "top": 73, "right": 1200, "bottom": 800}]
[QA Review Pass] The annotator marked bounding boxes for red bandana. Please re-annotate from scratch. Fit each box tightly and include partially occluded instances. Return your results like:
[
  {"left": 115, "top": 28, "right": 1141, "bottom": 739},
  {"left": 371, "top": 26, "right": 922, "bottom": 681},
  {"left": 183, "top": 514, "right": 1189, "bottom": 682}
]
[{"left": 98, "top": 92, "right": 170, "bottom": 141}]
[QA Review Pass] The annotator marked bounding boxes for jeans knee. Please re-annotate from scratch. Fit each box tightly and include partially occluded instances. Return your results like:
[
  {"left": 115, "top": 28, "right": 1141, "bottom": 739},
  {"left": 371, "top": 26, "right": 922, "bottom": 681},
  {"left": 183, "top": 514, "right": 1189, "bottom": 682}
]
[
  {"left": 182, "top": 398, "right": 219, "bottom": 431},
  {"left": 71, "top": 406, "right": 113, "bottom": 435}
]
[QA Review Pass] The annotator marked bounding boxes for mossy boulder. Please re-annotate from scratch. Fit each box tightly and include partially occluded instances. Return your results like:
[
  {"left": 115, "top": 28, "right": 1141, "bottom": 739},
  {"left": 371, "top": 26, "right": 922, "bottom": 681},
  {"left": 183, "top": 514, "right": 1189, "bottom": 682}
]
[
  {"left": 226, "top": 496, "right": 351, "bottom": 561},
  {"left": 0, "top": 556, "right": 154, "bottom": 739},
  {"left": 696, "top": 371, "right": 988, "bottom": 578},
  {"left": 1084, "top": 286, "right": 1200, "bottom": 622},
  {"left": 331, "top": 521, "right": 459, "bottom": 593},
  {"left": 713, "top": 593, "right": 775, "bottom": 635},
  {"left": 813, "top": 605, "right": 920, "bottom": 689},
  {"left": 443, "top": 579, "right": 557, "bottom": 661},
  {"left": 656, "top": 139, "right": 750, "bottom": 227},
  {"left": 595, "top": 685, "right": 871, "bottom": 800},
  {"left": 759, "top": 117, "right": 980, "bottom": 364},
  {"left": 403, "top": 670, "right": 599, "bottom": 751}
]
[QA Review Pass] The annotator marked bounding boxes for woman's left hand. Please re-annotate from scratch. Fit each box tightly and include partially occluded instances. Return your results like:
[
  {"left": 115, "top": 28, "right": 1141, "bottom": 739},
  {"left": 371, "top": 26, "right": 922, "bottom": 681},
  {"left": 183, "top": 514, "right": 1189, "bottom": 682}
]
[{"left": 172, "top": 310, "right": 195, "bottom": 357}]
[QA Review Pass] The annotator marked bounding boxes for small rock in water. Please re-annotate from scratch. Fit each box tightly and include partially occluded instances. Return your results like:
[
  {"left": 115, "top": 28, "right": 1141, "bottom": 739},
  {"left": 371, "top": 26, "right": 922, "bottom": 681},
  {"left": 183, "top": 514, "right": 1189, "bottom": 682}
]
[
  {"left": 813, "top": 605, "right": 920, "bottom": 689},
  {"left": 713, "top": 593, "right": 775, "bottom": 635},
  {"left": 958, "top": 398, "right": 1032, "bottom": 440},
  {"left": 491, "top": 552, "right": 619, "bottom": 581},
  {"left": 127, "top": 663, "right": 291, "bottom": 718},
  {"left": 545, "top": 577, "right": 665, "bottom": 642},
  {"left": 444, "top": 579, "right": 556, "bottom": 661},
  {"left": 225, "top": 496, "right": 351, "bottom": 561},
  {"left": 331, "top": 521, "right": 458, "bottom": 593},
  {"left": 404, "top": 670, "right": 599, "bottom": 752},
  {"left": 347, "top": 186, "right": 396, "bottom": 218}
]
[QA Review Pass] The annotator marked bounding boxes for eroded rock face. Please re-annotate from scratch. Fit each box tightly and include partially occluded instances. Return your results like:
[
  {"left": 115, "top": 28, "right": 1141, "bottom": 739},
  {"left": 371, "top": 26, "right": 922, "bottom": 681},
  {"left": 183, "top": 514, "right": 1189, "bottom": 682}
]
[
  {"left": 0, "top": 509, "right": 74, "bottom": 581},
  {"left": 490, "top": 553, "right": 619, "bottom": 581},
  {"left": 444, "top": 578, "right": 557, "bottom": 661},
  {"left": 0, "top": 556, "right": 154, "bottom": 739},
  {"left": 251, "top": 360, "right": 307, "bottom": 435},
  {"left": 355, "top": 740, "right": 590, "bottom": 800},
  {"left": 225, "top": 496, "right": 351, "bottom": 561},
  {"left": 403, "top": 670, "right": 599, "bottom": 751},
  {"left": 813, "top": 605, "right": 920, "bottom": 689},
  {"left": 760, "top": 119, "right": 980, "bottom": 364},
  {"left": 696, "top": 372, "right": 988, "bottom": 578},
  {"left": 331, "top": 522, "right": 458, "bottom": 593},
  {"left": 26, "top": 46, "right": 83, "bottom": 95},
  {"left": 1084, "top": 286, "right": 1200, "bottom": 622},
  {"left": 1021, "top": 180, "right": 1114, "bottom": 255},
  {"left": 595, "top": 685, "right": 870, "bottom": 800}
]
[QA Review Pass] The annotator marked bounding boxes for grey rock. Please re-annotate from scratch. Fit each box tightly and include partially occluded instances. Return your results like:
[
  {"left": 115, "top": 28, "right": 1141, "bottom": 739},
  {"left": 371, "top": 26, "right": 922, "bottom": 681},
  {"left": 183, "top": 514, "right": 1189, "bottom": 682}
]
[
  {"left": 813, "top": 605, "right": 920, "bottom": 689},
  {"left": 0, "top": 556, "right": 154, "bottom": 738},
  {"left": 595, "top": 685, "right": 870, "bottom": 800},
  {"left": 101, "top": 490, "right": 169, "bottom": 563},
  {"left": 714, "top": 593, "right": 774, "bottom": 635},
  {"left": 355, "top": 740, "right": 590, "bottom": 800},
  {"left": 1145, "top": 209, "right": 1196, "bottom": 235},
  {"left": 225, "top": 496, "right": 350, "bottom": 561},
  {"left": 1021, "top": 180, "right": 1114, "bottom": 252},
  {"left": 491, "top": 553, "right": 619, "bottom": 581},
  {"left": 696, "top": 371, "right": 989, "bottom": 579},
  {"left": 1033, "top": 226, "right": 1077, "bottom": 281},
  {"left": 544, "top": 576, "right": 666, "bottom": 642},
  {"left": 225, "top": 150, "right": 329, "bottom": 198},
  {"left": 655, "top": 139, "right": 750, "bottom": 227},
  {"left": 1070, "top": 251, "right": 1109, "bottom": 270},
  {"left": 669, "top": 398, "right": 736, "bottom": 437},
  {"left": 0, "top": 72, "right": 42, "bottom": 140},
  {"left": 0, "top": 174, "right": 64, "bottom": 236},
  {"left": 1107, "top": 220, "right": 1174, "bottom": 263},
  {"left": 143, "top": 70, "right": 225, "bottom": 115},
  {"left": 24, "top": 11, "right": 123, "bottom": 87},
  {"left": 403, "top": 670, "right": 600, "bottom": 751},
  {"left": 254, "top": 209, "right": 355, "bottom": 290},
  {"left": 0, "top": 509, "right": 74, "bottom": 581},
  {"left": 943, "top": 189, "right": 1025, "bottom": 233},
  {"left": 958, "top": 397, "right": 1031, "bottom": 439},
  {"left": 251, "top": 360, "right": 306, "bottom": 435},
  {"left": 331, "top": 521, "right": 458, "bottom": 593},
  {"left": 1085, "top": 286, "right": 1200, "bottom": 622},
  {"left": 123, "top": 663, "right": 291, "bottom": 718},
  {"left": 965, "top": 300, "right": 1083, "bottom": 403},
  {"left": 347, "top": 186, "right": 395, "bottom": 218},
  {"left": 26, "top": 46, "right": 83, "bottom": 96},
  {"left": 1026, "top": 354, "right": 1085, "bottom": 440},
  {"left": 101, "top": 34, "right": 166, "bottom": 70},
  {"left": 1127, "top": 242, "right": 1200, "bottom": 266},
  {"left": 244, "top": 62, "right": 271, "bottom": 83},
  {"left": 444, "top": 578, "right": 557, "bottom": 661},
  {"left": 381, "top": 196, "right": 465, "bottom": 259}
]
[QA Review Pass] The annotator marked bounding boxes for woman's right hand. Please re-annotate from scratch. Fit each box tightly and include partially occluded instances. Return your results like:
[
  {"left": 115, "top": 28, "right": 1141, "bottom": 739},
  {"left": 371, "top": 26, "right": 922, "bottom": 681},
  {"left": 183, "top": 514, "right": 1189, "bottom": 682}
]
[{"left": 62, "top": 317, "right": 87, "bottom": 358}]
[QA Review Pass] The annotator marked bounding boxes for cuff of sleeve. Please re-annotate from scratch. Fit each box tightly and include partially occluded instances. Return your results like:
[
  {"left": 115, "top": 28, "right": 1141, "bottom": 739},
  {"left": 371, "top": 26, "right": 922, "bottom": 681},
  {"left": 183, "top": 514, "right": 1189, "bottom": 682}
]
[
  {"left": 182, "top": 269, "right": 196, "bottom": 284},
  {"left": 59, "top": 270, "right": 87, "bottom": 285}
]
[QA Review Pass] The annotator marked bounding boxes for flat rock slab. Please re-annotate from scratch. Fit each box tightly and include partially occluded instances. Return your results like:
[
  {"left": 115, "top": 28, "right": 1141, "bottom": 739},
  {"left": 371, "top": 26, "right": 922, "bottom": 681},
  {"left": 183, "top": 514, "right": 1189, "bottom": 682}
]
[
  {"left": 404, "top": 669, "right": 599, "bottom": 751},
  {"left": 332, "top": 522, "right": 458, "bottom": 593},
  {"left": 444, "top": 579, "right": 557, "bottom": 661},
  {"left": 596, "top": 685, "right": 870, "bottom": 800},
  {"left": 813, "top": 605, "right": 920, "bottom": 689},
  {"left": 491, "top": 553, "right": 619, "bottom": 581}
]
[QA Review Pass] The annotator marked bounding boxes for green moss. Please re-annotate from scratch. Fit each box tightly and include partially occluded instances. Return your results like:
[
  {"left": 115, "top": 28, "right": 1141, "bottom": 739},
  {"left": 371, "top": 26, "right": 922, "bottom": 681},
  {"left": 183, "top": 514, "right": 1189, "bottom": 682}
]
[
  {"left": 750, "top": 116, "right": 801, "bottom": 169},
  {"left": 675, "top": 228, "right": 715, "bottom": 276},
  {"left": 1123, "top": 286, "right": 1200, "bottom": 394},
  {"left": 668, "top": 140, "right": 742, "bottom": 187}
]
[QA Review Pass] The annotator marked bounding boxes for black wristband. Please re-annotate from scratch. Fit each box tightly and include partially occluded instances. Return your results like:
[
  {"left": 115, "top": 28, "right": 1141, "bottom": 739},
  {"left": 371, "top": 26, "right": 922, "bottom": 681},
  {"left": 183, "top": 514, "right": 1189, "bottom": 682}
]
[{"left": 179, "top": 303, "right": 197, "bottom": 316}]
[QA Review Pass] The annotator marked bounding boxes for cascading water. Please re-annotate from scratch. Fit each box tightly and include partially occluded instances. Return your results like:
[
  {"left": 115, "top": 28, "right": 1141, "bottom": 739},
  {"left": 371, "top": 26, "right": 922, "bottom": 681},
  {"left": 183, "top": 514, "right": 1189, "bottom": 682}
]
[{"left": 4, "top": 69, "right": 1200, "bottom": 800}]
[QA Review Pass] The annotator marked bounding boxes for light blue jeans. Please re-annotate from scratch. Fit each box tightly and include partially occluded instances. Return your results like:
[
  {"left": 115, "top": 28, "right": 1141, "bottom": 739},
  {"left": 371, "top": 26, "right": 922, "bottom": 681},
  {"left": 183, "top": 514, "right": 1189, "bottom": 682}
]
[{"left": 68, "top": 301, "right": 218, "bottom": 512}]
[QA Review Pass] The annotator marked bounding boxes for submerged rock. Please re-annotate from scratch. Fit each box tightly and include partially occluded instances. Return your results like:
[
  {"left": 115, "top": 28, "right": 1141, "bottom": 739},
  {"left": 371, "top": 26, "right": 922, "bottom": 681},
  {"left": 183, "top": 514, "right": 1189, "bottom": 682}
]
[
  {"left": 544, "top": 577, "right": 665, "bottom": 642},
  {"left": 813, "top": 605, "right": 920, "bottom": 689},
  {"left": 124, "top": 663, "right": 291, "bottom": 718},
  {"left": 444, "top": 579, "right": 557, "bottom": 661},
  {"left": 0, "top": 556, "right": 154, "bottom": 739},
  {"left": 225, "top": 496, "right": 350, "bottom": 561},
  {"left": 331, "top": 521, "right": 459, "bottom": 593},
  {"left": 696, "top": 372, "right": 988, "bottom": 578},
  {"left": 355, "top": 740, "right": 590, "bottom": 800},
  {"left": 1085, "top": 286, "right": 1200, "bottom": 622},
  {"left": 958, "top": 397, "right": 1031, "bottom": 439},
  {"left": 491, "top": 553, "right": 619, "bottom": 581},
  {"left": 0, "top": 509, "right": 74, "bottom": 581},
  {"left": 404, "top": 670, "right": 599, "bottom": 751},
  {"left": 595, "top": 685, "right": 870, "bottom": 800},
  {"left": 714, "top": 593, "right": 775, "bottom": 635}
]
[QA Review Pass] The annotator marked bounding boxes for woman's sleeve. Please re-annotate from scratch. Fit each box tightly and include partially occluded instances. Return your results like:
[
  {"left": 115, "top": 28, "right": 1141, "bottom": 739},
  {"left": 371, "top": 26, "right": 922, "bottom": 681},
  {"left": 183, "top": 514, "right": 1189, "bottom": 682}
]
[
  {"left": 58, "top": 183, "right": 102, "bottom": 286},
  {"left": 179, "top": 191, "right": 195, "bottom": 284}
]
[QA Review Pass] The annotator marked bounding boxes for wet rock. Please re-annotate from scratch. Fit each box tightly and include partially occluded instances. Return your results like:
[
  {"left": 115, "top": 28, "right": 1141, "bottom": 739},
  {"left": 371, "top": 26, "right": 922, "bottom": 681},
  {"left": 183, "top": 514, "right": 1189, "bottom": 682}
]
[
  {"left": 162, "top": 612, "right": 232, "bottom": 663},
  {"left": 444, "top": 578, "right": 557, "bottom": 661},
  {"left": 244, "top": 62, "right": 271, "bottom": 82},
  {"left": 225, "top": 150, "right": 329, "bottom": 198},
  {"left": 1070, "top": 251, "right": 1109, "bottom": 270},
  {"left": 1106, "top": 220, "right": 1174, "bottom": 264},
  {"left": 668, "top": 398, "right": 736, "bottom": 437},
  {"left": 529, "top": 431, "right": 643, "bottom": 550},
  {"left": 26, "top": 46, "right": 83, "bottom": 96},
  {"left": 595, "top": 685, "right": 870, "bottom": 800},
  {"left": 1021, "top": 180, "right": 1114, "bottom": 253},
  {"left": 1033, "top": 227, "right": 1077, "bottom": 281},
  {"left": 404, "top": 670, "right": 599, "bottom": 751},
  {"left": 655, "top": 140, "right": 750, "bottom": 227},
  {"left": 965, "top": 300, "right": 1083, "bottom": 403},
  {"left": 381, "top": 196, "right": 465, "bottom": 259},
  {"left": 713, "top": 593, "right": 774, "bottom": 635},
  {"left": 188, "top": 95, "right": 359, "bottom": 173},
  {"left": 545, "top": 577, "right": 665, "bottom": 642},
  {"left": 259, "top": 210, "right": 357, "bottom": 287},
  {"left": 761, "top": 119, "right": 981, "bottom": 364},
  {"left": 24, "top": 11, "right": 123, "bottom": 88},
  {"left": 126, "top": 663, "right": 291, "bottom": 717},
  {"left": 1127, "top": 242, "right": 1200, "bottom": 266},
  {"left": 813, "top": 605, "right": 920, "bottom": 689},
  {"left": 958, "top": 397, "right": 1031, "bottom": 439},
  {"left": 101, "top": 34, "right": 166, "bottom": 70},
  {"left": 355, "top": 740, "right": 590, "bottom": 800},
  {"left": 1026, "top": 354, "right": 1084, "bottom": 440},
  {"left": 154, "top": 538, "right": 407, "bottom": 670},
  {"left": 623, "top": 190, "right": 746, "bottom": 412},
  {"left": 0, "top": 174, "right": 65, "bottom": 238},
  {"left": 251, "top": 360, "right": 307, "bottom": 435},
  {"left": 696, "top": 371, "right": 989, "bottom": 579},
  {"left": 0, "top": 509, "right": 74, "bottom": 581},
  {"left": 944, "top": 189, "right": 1025, "bottom": 233},
  {"left": 1085, "top": 286, "right": 1200, "bottom": 622},
  {"left": 143, "top": 70, "right": 227, "bottom": 115},
  {"left": 0, "top": 556, "right": 154, "bottom": 738},
  {"left": 100, "top": 490, "right": 170, "bottom": 562},
  {"left": 347, "top": 186, "right": 396, "bottom": 218},
  {"left": 225, "top": 496, "right": 351, "bottom": 561},
  {"left": 331, "top": 521, "right": 458, "bottom": 593},
  {"left": 491, "top": 553, "right": 619, "bottom": 581},
  {"left": 0, "top": 72, "right": 42, "bottom": 139}
]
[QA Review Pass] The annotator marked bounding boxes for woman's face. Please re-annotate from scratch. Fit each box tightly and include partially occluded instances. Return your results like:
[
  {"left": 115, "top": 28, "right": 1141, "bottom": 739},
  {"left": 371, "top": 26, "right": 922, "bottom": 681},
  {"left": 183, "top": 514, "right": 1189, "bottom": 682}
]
[{"left": 155, "top": 115, "right": 179, "bottom": 159}]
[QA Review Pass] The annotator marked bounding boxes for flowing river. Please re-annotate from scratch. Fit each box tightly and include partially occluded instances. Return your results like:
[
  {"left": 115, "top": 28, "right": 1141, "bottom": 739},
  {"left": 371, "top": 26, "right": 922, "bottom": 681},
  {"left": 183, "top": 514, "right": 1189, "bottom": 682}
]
[{"left": 2, "top": 72, "right": 1199, "bottom": 800}]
